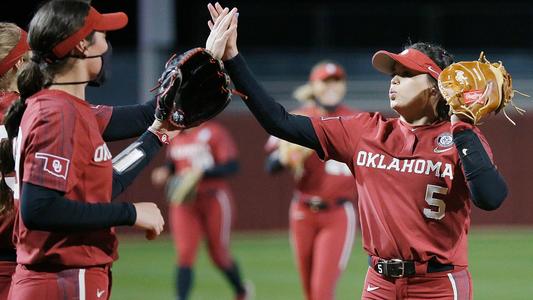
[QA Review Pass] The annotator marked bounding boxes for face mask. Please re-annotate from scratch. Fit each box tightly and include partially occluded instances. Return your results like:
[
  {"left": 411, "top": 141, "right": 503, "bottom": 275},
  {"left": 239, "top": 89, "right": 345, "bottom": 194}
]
[
  {"left": 88, "top": 41, "right": 112, "bottom": 87},
  {"left": 51, "top": 41, "right": 112, "bottom": 87}
]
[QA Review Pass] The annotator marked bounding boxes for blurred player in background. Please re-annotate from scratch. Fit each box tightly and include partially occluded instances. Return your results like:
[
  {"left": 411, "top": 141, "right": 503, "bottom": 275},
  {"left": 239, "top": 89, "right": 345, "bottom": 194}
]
[
  {"left": 264, "top": 61, "right": 358, "bottom": 300},
  {"left": 0, "top": 22, "right": 29, "bottom": 300},
  {"left": 151, "top": 120, "right": 250, "bottom": 300},
  {"left": 208, "top": 3, "right": 508, "bottom": 299}
]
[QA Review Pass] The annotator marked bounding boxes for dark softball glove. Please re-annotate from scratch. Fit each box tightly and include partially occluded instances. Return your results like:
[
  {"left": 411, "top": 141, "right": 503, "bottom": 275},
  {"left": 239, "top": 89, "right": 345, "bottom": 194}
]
[{"left": 152, "top": 48, "right": 232, "bottom": 129}]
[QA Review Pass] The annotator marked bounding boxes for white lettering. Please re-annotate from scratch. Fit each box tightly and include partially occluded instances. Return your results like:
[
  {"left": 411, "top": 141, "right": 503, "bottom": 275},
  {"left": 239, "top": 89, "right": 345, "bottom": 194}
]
[
  {"left": 414, "top": 159, "right": 425, "bottom": 174},
  {"left": 366, "top": 153, "right": 379, "bottom": 168},
  {"left": 401, "top": 159, "right": 415, "bottom": 173},
  {"left": 356, "top": 151, "right": 367, "bottom": 166},
  {"left": 426, "top": 160, "right": 442, "bottom": 177},
  {"left": 94, "top": 144, "right": 112, "bottom": 162},
  {"left": 442, "top": 163, "right": 454, "bottom": 179},
  {"left": 353, "top": 151, "right": 454, "bottom": 179},
  {"left": 376, "top": 155, "right": 387, "bottom": 169},
  {"left": 387, "top": 158, "right": 400, "bottom": 171}
]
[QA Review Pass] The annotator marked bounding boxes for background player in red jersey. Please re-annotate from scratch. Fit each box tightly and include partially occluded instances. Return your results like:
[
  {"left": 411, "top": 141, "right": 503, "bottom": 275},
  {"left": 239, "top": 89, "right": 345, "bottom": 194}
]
[
  {"left": 208, "top": 4, "right": 508, "bottom": 299},
  {"left": 264, "top": 61, "right": 358, "bottom": 300},
  {"left": 0, "top": 1, "right": 238, "bottom": 299},
  {"left": 151, "top": 120, "right": 250, "bottom": 300},
  {"left": 0, "top": 23, "right": 29, "bottom": 300}
]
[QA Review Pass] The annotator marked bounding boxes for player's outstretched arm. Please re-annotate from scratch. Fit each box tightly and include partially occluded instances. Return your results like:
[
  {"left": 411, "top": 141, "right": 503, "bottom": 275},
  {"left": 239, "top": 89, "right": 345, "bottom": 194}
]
[
  {"left": 102, "top": 98, "right": 157, "bottom": 141},
  {"left": 111, "top": 119, "right": 179, "bottom": 198},
  {"left": 207, "top": 3, "right": 323, "bottom": 155}
]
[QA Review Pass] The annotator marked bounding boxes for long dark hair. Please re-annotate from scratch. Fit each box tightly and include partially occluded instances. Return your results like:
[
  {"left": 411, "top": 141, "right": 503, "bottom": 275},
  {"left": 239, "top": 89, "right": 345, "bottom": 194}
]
[
  {"left": 0, "top": 0, "right": 91, "bottom": 210},
  {"left": 406, "top": 42, "right": 455, "bottom": 121}
]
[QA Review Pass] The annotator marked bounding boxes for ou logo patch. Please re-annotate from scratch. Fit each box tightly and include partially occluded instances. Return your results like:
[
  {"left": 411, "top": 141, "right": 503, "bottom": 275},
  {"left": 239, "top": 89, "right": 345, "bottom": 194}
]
[
  {"left": 35, "top": 152, "right": 70, "bottom": 180},
  {"left": 94, "top": 143, "right": 112, "bottom": 162},
  {"left": 52, "top": 159, "right": 62, "bottom": 173}
]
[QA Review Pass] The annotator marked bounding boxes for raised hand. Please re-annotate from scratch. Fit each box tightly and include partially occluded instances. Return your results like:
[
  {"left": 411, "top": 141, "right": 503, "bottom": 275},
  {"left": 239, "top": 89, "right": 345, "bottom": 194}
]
[{"left": 206, "top": 3, "right": 239, "bottom": 60}]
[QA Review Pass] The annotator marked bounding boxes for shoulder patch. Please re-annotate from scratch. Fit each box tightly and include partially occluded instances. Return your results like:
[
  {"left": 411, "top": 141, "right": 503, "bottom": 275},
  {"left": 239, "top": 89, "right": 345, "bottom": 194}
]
[{"left": 35, "top": 152, "right": 70, "bottom": 180}]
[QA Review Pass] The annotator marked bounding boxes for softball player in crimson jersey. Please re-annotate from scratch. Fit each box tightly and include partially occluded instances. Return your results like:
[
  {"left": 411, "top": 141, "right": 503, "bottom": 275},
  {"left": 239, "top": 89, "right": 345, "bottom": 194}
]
[
  {"left": 0, "top": 23, "right": 30, "bottom": 300},
  {"left": 152, "top": 120, "right": 249, "bottom": 300},
  {"left": 265, "top": 61, "right": 358, "bottom": 300},
  {"left": 208, "top": 5, "right": 508, "bottom": 299},
  {"left": 0, "top": 1, "right": 190, "bottom": 299}
]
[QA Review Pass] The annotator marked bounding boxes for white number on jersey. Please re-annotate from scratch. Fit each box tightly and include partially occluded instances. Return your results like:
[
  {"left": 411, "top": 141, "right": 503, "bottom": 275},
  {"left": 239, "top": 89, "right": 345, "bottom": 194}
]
[{"left": 423, "top": 184, "right": 448, "bottom": 220}]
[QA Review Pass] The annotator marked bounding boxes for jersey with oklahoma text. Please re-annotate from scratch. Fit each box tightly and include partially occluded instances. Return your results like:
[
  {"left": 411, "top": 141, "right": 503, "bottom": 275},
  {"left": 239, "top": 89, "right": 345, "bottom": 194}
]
[
  {"left": 311, "top": 112, "right": 493, "bottom": 267},
  {"left": 14, "top": 89, "right": 114, "bottom": 267},
  {"left": 167, "top": 121, "right": 237, "bottom": 192},
  {"left": 266, "top": 104, "right": 358, "bottom": 205}
]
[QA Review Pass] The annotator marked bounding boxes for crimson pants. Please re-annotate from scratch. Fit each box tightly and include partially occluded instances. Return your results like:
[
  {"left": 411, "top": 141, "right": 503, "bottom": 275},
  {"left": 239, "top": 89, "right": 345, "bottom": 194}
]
[
  {"left": 8, "top": 264, "right": 111, "bottom": 300},
  {"left": 170, "top": 189, "right": 235, "bottom": 269},
  {"left": 289, "top": 201, "right": 357, "bottom": 300}
]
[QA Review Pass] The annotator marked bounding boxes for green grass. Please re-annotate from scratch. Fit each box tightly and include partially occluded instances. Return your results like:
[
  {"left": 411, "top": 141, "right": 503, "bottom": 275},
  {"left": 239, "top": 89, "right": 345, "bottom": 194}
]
[{"left": 111, "top": 228, "right": 533, "bottom": 300}]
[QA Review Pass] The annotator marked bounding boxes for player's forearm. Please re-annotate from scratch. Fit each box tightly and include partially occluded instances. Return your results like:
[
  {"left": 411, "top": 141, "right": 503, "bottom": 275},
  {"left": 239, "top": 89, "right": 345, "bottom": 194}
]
[
  {"left": 111, "top": 130, "right": 163, "bottom": 198},
  {"left": 102, "top": 98, "right": 156, "bottom": 141},
  {"left": 224, "top": 54, "right": 322, "bottom": 154},
  {"left": 21, "top": 182, "right": 136, "bottom": 231},
  {"left": 453, "top": 129, "right": 508, "bottom": 210}
]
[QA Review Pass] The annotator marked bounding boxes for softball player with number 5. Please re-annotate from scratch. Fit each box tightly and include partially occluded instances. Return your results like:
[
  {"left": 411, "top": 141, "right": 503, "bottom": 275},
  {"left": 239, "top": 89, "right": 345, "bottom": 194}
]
[{"left": 207, "top": 3, "right": 508, "bottom": 299}]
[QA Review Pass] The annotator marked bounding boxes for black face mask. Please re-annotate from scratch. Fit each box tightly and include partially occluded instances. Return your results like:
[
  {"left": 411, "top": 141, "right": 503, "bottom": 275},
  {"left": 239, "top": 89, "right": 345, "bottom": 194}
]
[
  {"left": 50, "top": 41, "right": 112, "bottom": 87},
  {"left": 87, "top": 41, "right": 112, "bottom": 87}
]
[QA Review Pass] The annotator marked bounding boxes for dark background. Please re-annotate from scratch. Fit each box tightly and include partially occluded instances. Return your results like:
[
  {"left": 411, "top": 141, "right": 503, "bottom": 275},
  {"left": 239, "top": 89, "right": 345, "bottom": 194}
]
[{"left": 4, "top": 0, "right": 533, "bottom": 50}]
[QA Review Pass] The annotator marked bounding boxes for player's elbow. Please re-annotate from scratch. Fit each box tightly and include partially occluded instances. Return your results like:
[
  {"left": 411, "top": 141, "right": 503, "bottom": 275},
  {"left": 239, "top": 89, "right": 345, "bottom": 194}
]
[{"left": 469, "top": 174, "right": 508, "bottom": 211}]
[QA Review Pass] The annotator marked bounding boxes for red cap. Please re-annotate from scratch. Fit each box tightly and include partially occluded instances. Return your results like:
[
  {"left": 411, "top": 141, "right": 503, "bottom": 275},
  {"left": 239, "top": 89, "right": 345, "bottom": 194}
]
[
  {"left": 372, "top": 48, "right": 442, "bottom": 80},
  {"left": 309, "top": 63, "right": 346, "bottom": 82},
  {"left": 0, "top": 27, "right": 30, "bottom": 77},
  {"left": 52, "top": 7, "right": 128, "bottom": 59}
]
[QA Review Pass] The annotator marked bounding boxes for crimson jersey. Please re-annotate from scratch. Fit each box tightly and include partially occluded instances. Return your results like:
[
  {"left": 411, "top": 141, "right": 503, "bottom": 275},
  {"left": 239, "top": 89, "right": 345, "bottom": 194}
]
[
  {"left": 311, "top": 112, "right": 493, "bottom": 267},
  {"left": 167, "top": 121, "right": 237, "bottom": 192},
  {"left": 266, "top": 104, "right": 358, "bottom": 205},
  {"left": 14, "top": 89, "right": 114, "bottom": 267},
  {"left": 0, "top": 92, "right": 19, "bottom": 256}
]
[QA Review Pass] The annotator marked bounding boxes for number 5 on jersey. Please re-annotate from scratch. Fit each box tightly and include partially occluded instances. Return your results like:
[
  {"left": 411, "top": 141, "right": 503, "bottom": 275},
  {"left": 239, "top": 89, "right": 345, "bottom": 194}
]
[{"left": 424, "top": 184, "right": 448, "bottom": 220}]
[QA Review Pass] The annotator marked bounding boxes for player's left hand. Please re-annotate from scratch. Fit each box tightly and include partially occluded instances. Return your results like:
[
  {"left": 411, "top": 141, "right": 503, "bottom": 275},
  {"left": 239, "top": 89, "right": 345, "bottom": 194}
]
[{"left": 205, "top": 6, "right": 238, "bottom": 60}]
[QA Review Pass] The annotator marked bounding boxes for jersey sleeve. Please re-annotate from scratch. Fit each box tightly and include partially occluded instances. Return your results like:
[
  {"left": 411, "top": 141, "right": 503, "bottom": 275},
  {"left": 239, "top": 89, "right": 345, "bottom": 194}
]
[
  {"left": 22, "top": 106, "right": 80, "bottom": 192},
  {"left": 209, "top": 123, "right": 238, "bottom": 164},
  {"left": 310, "top": 112, "right": 376, "bottom": 165},
  {"left": 91, "top": 105, "right": 113, "bottom": 134}
]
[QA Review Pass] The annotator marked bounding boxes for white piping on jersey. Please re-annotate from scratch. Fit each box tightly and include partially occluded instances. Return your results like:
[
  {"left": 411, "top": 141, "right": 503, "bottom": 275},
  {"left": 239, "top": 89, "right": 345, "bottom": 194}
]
[
  {"left": 79, "top": 268, "right": 86, "bottom": 300},
  {"left": 216, "top": 191, "right": 231, "bottom": 248},
  {"left": 338, "top": 202, "right": 356, "bottom": 270},
  {"left": 447, "top": 272, "right": 458, "bottom": 300},
  {"left": 355, "top": 150, "right": 454, "bottom": 180}
]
